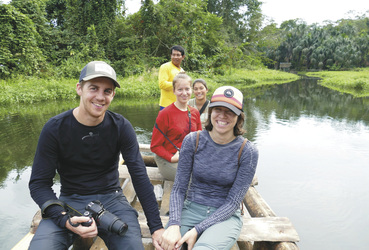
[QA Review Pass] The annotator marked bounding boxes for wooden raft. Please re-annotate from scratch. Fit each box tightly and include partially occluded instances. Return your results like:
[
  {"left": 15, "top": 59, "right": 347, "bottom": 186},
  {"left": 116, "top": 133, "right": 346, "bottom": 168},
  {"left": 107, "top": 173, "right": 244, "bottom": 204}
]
[
  {"left": 12, "top": 146, "right": 300, "bottom": 250},
  {"left": 116, "top": 165, "right": 300, "bottom": 250}
]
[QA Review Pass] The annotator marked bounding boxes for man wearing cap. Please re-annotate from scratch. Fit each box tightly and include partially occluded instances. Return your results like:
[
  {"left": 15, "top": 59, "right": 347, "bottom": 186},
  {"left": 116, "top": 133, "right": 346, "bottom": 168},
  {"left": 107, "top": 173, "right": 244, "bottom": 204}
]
[
  {"left": 158, "top": 45, "right": 185, "bottom": 110},
  {"left": 29, "top": 61, "right": 164, "bottom": 249}
]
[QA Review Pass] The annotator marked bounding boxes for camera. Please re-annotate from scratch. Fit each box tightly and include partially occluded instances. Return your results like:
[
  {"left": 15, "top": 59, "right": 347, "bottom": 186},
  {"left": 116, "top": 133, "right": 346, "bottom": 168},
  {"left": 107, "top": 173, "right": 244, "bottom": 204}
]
[{"left": 83, "top": 200, "right": 128, "bottom": 237}]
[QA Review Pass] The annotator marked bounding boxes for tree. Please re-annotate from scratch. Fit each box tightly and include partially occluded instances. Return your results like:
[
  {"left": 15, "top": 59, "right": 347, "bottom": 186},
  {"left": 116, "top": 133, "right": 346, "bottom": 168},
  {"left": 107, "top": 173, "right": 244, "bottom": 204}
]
[
  {"left": 45, "top": 0, "right": 67, "bottom": 28},
  {"left": 207, "top": 0, "right": 263, "bottom": 44},
  {"left": 257, "top": 23, "right": 283, "bottom": 68},
  {"left": 65, "top": 0, "right": 124, "bottom": 47},
  {"left": 0, "top": 4, "right": 45, "bottom": 77},
  {"left": 111, "top": 0, "right": 225, "bottom": 75},
  {"left": 11, "top": 0, "right": 57, "bottom": 62}
]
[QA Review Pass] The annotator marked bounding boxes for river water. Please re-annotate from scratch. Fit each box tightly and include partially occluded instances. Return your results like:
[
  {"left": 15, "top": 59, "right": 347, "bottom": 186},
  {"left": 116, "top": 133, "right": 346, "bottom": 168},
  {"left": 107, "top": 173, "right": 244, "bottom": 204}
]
[{"left": 1, "top": 78, "right": 368, "bottom": 249}]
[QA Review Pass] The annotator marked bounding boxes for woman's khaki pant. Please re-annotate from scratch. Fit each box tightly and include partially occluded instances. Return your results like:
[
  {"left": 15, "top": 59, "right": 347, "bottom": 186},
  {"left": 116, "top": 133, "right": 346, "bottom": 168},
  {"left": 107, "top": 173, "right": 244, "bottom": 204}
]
[{"left": 154, "top": 154, "right": 178, "bottom": 181}]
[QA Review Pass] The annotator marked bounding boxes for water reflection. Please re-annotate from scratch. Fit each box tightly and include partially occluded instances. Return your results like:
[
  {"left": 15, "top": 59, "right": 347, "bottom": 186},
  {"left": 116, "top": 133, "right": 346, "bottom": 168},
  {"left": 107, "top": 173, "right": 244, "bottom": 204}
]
[
  {"left": 0, "top": 100, "right": 78, "bottom": 187},
  {"left": 245, "top": 78, "right": 369, "bottom": 131},
  {"left": 1, "top": 78, "right": 369, "bottom": 249}
]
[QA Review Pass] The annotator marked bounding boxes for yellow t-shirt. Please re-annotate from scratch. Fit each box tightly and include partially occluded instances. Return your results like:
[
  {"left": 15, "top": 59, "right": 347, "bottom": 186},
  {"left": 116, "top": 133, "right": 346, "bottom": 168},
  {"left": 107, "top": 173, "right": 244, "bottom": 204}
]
[{"left": 158, "top": 61, "right": 184, "bottom": 107}]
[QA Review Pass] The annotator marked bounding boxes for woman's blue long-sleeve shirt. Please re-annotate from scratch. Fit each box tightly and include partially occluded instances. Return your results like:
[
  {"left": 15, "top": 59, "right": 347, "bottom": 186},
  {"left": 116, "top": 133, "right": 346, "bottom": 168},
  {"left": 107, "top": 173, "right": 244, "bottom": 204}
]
[{"left": 168, "top": 130, "right": 258, "bottom": 234}]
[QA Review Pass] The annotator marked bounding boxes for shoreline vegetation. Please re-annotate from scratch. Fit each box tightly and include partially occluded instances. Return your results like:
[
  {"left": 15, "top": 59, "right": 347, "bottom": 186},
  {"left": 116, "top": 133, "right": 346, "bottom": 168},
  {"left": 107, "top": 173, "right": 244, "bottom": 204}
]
[
  {"left": 306, "top": 69, "right": 369, "bottom": 97},
  {"left": 1, "top": 67, "right": 368, "bottom": 107},
  {"left": 0, "top": 67, "right": 299, "bottom": 105}
]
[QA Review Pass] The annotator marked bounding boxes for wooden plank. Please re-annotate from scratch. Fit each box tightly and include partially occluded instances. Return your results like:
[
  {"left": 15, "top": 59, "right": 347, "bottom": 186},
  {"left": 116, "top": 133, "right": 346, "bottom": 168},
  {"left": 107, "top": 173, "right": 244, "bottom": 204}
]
[
  {"left": 122, "top": 178, "right": 137, "bottom": 204},
  {"left": 280, "top": 62, "right": 292, "bottom": 68},
  {"left": 230, "top": 244, "right": 240, "bottom": 250},
  {"left": 73, "top": 238, "right": 94, "bottom": 250},
  {"left": 89, "top": 237, "right": 106, "bottom": 249},
  {"left": 139, "top": 144, "right": 151, "bottom": 153},
  {"left": 239, "top": 217, "right": 299, "bottom": 242},
  {"left": 138, "top": 214, "right": 298, "bottom": 242},
  {"left": 11, "top": 232, "right": 34, "bottom": 250},
  {"left": 138, "top": 214, "right": 167, "bottom": 239},
  {"left": 273, "top": 242, "right": 299, "bottom": 250},
  {"left": 119, "top": 165, "right": 165, "bottom": 181},
  {"left": 142, "top": 155, "right": 157, "bottom": 167},
  {"left": 253, "top": 241, "right": 299, "bottom": 250},
  {"left": 245, "top": 186, "right": 276, "bottom": 217},
  {"left": 30, "top": 210, "right": 42, "bottom": 234},
  {"left": 236, "top": 241, "right": 253, "bottom": 250},
  {"left": 140, "top": 234, "right": 241, "bottom": 250},
  {"left": 160, "top": 181, "right": 173, "bottom": 216},
  {"left": 243, "top": 186, "right": 300, "bottom": 248},
  {"left": 15, "top": 158, "right": 299, "bottom": 249},
  {"left": 142, "top": 238, "right": 154, "bottom": 250}
]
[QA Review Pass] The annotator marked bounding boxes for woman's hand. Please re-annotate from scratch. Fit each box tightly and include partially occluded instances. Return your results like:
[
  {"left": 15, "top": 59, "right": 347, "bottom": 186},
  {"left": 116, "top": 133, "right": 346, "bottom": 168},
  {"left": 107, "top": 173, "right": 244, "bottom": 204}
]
[
  {"left": 177, "top": 228, "right": 198, "bottom": 250},
  {"left": 171, "top": 151, "right": 180, "bottom": 163},
  {"left": 160, "top": 225, "right": 181, "bottom": 250}
]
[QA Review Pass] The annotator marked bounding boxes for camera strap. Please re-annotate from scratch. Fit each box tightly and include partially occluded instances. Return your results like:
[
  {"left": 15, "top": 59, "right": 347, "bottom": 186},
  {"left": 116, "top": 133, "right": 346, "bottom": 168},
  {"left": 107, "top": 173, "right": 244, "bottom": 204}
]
[
  {"left": 154, "top": 107, "right": 192, "bottom": 152},
  {"left": 154, "top": 123, "right": 180, "bottom": 151},
  {"left": 40, "top": 199, "right": 82, "bottom": 218}
]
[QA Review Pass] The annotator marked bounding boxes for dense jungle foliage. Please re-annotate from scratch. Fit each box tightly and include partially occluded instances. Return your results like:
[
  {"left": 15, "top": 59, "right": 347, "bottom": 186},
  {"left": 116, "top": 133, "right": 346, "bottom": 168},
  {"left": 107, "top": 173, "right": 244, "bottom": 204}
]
[{"left": 0, "top": 0, "right": 369, "bottom": 79}]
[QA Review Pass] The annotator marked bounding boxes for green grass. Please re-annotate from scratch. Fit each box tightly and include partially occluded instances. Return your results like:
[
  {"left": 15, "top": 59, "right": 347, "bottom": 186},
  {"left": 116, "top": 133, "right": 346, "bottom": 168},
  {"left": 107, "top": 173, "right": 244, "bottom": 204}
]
[
  {"left": 0, "top": 67, "right": 300, "bottom": 105},
  {"left": 0, "top": 76, "right": 77, "bottom": 104},
  {"left": 306, "top": 68, "right": 369, "bottom": 97},
  {"left": 2, "top": 67, "right": 369, "bottom": 106}
]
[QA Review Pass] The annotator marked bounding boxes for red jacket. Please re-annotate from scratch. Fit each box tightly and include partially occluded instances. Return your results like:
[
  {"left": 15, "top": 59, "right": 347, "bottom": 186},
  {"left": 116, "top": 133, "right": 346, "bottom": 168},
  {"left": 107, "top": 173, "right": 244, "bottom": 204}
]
[{"left": 151, "top": 103, "right": 202, "bottom": 162}]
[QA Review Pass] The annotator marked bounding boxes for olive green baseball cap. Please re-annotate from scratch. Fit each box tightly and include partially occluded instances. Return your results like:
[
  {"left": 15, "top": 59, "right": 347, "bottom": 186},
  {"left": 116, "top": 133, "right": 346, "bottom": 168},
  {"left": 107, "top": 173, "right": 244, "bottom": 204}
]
[{"left": 79, "top": 61, "right": 120, "bottom": 88}]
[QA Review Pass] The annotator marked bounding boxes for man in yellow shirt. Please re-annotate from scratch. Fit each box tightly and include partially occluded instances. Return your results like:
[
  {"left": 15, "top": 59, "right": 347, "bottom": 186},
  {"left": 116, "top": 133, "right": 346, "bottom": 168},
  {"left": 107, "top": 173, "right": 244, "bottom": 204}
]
[{"left": 158, "top": 45, "right": 185, "bottom": 110}]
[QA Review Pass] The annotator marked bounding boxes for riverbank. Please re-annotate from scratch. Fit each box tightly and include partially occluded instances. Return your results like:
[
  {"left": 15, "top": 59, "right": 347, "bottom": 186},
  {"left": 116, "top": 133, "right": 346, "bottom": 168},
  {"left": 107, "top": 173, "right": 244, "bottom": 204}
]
[
  {"left": 306, "top": 68, "right": 369, "bottom": 97},
  {"left": 0, "top": 67, "right": 299, "bottom": 105},
  {"left": 2, "top": 67, "right": 369, "bottom": 106}
]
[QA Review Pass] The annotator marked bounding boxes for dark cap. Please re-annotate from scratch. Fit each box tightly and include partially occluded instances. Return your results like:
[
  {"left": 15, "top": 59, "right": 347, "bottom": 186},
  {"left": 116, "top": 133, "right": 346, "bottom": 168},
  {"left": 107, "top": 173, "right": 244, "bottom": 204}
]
[{"left": 79, "top": 61, "right": 120, "bottom": 88}]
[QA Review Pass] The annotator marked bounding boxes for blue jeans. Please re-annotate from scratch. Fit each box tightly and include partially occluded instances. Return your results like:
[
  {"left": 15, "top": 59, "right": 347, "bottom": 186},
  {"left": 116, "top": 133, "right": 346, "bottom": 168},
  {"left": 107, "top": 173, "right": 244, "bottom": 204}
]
[
  {"left": 29, "top": 191, "right": 144, "bottom": 250},
  {"left": 179, "top": 200, "right": 243, "bottom": 250}
]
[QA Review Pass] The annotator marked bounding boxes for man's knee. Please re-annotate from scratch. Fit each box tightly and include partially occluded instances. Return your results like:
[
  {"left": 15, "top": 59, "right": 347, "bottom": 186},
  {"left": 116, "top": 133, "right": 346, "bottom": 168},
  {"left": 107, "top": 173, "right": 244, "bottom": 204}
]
[{"left": 29, "top": 219, "right": 73, "bottom": 250}]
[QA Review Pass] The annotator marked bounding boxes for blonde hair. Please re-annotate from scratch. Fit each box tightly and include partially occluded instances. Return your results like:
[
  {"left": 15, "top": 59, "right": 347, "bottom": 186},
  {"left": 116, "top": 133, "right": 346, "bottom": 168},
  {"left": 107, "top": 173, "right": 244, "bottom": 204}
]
[{"left": 173, "top": 72, "right": 192, "bottom": 90}]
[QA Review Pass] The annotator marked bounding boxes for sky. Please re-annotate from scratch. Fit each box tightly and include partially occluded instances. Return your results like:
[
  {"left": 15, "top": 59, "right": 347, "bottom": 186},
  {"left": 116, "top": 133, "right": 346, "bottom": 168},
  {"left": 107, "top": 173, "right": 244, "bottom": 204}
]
[{"left": 261, "top": 0, "right": 369, "bottom": 25}]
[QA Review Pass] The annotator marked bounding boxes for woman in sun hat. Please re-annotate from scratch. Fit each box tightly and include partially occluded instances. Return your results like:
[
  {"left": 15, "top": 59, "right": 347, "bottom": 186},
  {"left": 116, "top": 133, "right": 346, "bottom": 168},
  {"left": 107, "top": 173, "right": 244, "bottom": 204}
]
[{"left": 159, "top": 86, "right": 259, "bottom": 250}]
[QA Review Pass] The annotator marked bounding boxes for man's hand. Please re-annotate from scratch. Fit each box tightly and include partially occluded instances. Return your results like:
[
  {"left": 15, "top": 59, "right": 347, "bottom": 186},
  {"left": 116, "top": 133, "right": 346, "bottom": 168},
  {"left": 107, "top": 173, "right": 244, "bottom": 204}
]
[
  {"left": 65, "top": 216, "right": 98, "bottom": 238},
  {"left": 160, "top": 225, "right": 181, "bottom": 250},
  {"left": 151, "top": 228, "right": 165, "bottom": 250},
  {"left": 171, "top": 151, "right": 179, "bottom": 163}
]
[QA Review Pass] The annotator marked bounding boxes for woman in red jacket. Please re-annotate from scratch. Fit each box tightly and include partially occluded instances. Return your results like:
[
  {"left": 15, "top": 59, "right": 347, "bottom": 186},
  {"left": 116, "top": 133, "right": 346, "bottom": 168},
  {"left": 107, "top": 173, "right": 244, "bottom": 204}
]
[{"left": 151, "top": 73, "right": 202, "bottom": 181}]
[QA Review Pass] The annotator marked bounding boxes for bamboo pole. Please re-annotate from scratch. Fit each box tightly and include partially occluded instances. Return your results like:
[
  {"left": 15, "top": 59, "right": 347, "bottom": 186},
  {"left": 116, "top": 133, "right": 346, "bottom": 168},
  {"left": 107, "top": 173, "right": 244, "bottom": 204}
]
[{"left": 244, "top": 187, "right": 299, "bottom": 250}]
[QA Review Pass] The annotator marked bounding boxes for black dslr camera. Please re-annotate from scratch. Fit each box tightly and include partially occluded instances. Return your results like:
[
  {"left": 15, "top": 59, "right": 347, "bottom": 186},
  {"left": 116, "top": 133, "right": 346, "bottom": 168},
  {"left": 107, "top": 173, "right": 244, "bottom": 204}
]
[{"left": 82, "top": 200, "right": 128, "bottom": 237}]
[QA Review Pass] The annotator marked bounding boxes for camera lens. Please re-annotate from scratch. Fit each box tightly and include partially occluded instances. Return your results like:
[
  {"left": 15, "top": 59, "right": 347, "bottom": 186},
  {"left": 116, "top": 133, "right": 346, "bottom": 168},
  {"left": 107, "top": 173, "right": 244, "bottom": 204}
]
[
  {"left": 85, "top": 200, "right": 128, "bottom": 237},
  {"left": 98, "top": 211, "right": 128, "bottom": 237},
  {"left": 110, "top": 218, "right": 128, "bottom": 237}
]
